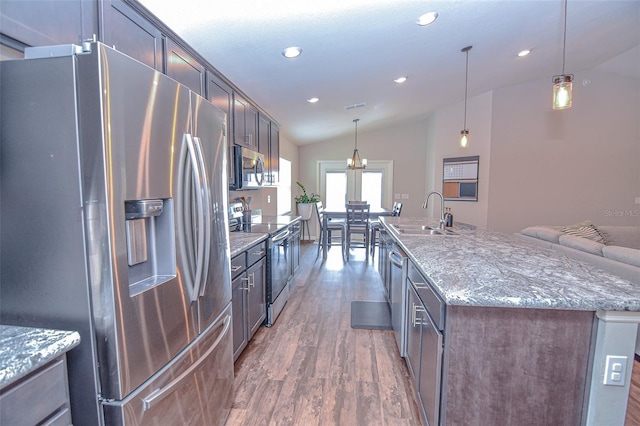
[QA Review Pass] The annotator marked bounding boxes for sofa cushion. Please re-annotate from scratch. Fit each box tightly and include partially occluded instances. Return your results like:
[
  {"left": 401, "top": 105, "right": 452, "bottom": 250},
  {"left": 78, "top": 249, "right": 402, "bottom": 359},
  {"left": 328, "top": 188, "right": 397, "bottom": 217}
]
[
  {"left": 561, "top": 220, "right": 608, "bottom": 245},
  {"left": 602, "top": 245, "right": 640, "bottom": 268},
  {"left": 558, "top": 234, "right": 605, "bottom": 256},
  {"left": 521, "top": 226, "right": 564, "bottom": 243},
  {"left": 599, "top": 226, "right": 640, "bottom": 250}
]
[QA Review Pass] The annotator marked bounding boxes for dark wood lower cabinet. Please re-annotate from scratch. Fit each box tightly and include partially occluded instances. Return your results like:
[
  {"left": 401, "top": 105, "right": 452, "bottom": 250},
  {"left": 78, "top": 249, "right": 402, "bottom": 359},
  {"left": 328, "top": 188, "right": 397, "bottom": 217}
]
[{"left": 232, "top": 241, "right": 267, "bottom": 361}]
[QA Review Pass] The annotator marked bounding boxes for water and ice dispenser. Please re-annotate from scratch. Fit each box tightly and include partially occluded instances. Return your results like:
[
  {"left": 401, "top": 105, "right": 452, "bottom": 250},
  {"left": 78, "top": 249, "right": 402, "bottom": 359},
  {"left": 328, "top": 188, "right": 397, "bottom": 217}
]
[{"left": 125, "top": 199, "right": 176, "bottom": 296}]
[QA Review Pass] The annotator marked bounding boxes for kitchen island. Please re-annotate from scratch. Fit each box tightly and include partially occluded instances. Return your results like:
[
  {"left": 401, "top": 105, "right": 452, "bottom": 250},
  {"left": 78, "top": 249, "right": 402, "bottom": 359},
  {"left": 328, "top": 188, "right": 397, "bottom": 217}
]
[{"left": 380, "top": 216, "right": 639, "bottom": 426}]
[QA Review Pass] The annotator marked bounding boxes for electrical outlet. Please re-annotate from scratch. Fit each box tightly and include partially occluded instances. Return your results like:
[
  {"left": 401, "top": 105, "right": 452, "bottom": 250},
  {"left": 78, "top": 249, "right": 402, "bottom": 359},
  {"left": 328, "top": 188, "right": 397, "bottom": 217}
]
[
  {"left": 394, "top": 193, "right": 400, "bottom": 199},
  {"left": 603, "top": 355, "right": 627, "bottom": 386},
  {"left": 402, "top": 194, "right": 409, "bottom": 199},
  {"left": 635, "top": 197, "right": 640, "bottom": 205},
  {"left": 267, "top": 195, "right": 271, "bottom": 203}
]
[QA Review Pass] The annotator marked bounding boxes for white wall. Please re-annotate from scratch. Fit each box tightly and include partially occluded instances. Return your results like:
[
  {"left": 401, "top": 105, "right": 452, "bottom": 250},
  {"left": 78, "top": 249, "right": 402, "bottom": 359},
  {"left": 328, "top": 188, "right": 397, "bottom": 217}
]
[
  {"left": 487, "top": 61, "right": 640, "bottom": 232},
  {"left": 424, "top": 92, "right": 493, "bottom": 228},
  {"left": 297, "top": 118, "right": 429, "bottom": 218}
]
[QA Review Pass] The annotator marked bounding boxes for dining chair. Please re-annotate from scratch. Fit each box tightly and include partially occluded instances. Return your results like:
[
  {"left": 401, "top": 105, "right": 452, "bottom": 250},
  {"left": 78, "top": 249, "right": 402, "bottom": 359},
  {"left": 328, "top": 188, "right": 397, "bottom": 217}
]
[
  {"left": 370, "top": 202, "right": 403, "bottom": 256},
  {"left": 315, "top": 202, "right": 346, "bottom": 260},
  {"left": 345, "top": 203, "right": 370, "bottom": 261}
]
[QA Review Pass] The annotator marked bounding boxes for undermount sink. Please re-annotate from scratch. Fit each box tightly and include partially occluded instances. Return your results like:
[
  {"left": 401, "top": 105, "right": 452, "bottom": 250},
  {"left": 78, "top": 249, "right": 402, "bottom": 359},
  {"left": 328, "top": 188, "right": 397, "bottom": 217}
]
[{"left": 390, "top": 224, "right": 457, "bottom": 236}]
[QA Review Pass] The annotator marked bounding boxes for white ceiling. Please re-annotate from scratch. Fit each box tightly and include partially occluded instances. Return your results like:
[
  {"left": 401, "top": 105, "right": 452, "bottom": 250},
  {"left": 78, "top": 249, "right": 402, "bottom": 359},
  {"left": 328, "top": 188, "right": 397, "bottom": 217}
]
[{"left": 138, "top": 0, "right": 640, "bottom": 145}]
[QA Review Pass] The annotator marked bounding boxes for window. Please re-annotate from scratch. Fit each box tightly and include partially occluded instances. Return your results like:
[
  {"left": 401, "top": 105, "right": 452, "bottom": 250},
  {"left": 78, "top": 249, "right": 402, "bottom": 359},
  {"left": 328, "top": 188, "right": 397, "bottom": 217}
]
[
  {"left": 277, "top": 158, "right": 291, "bottom": 215},
  {"left": 318, "top": 160, "right": 393, "bottom": 210}
]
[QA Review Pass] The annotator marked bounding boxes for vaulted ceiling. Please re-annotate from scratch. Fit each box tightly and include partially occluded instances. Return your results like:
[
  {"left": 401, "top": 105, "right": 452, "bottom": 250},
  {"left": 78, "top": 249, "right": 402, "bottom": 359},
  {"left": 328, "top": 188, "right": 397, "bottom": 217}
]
[{"left": 139, "top": 0, "right": 640, "bottom": 145}]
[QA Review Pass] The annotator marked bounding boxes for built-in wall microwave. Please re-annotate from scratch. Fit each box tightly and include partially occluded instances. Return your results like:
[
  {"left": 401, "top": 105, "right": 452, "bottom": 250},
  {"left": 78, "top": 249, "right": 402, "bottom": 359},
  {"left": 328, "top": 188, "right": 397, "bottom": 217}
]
[{"left": 231, "top": 146, "right": 265, "bottom": 190}]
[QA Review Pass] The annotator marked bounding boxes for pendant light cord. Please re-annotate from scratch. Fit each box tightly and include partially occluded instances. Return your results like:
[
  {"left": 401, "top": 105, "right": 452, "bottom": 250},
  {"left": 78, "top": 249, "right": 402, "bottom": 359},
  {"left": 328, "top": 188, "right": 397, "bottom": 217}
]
[
  {"left": 461, "top": 46, "right": 472, "bottom": 130},
  {"left": 561, "top": 0, "right": 568, "bottom": 75}
]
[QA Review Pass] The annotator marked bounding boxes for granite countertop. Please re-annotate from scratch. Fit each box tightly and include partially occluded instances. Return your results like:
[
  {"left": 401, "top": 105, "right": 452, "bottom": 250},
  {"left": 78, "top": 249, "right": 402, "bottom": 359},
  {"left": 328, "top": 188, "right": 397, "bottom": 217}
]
[
  {"left": 229, "top": 232, "right": 268, "bottom": 257},
  {"left": 381, "top": 216, "right": 639, "bottom": 312},
  {"left": 0, "top": 325, "right": 81, "bottom": 389}
]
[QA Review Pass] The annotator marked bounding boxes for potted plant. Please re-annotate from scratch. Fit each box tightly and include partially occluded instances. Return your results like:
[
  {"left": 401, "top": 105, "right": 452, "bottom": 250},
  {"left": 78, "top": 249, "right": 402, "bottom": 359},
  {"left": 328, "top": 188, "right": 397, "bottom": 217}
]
[{"left": 294, "top": 181, "right": 320, "bottom": 220}]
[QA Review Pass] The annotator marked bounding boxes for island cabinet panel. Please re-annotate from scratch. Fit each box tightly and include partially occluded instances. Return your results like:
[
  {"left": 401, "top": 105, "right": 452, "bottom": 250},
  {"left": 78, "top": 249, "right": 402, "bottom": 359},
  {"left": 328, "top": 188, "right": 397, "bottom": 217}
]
[
  {"left": 442, "top": 306, "right": 594, "bottom": 425},
  {"left": 101, "top": 0, "right": 163, "bottom": 71}
]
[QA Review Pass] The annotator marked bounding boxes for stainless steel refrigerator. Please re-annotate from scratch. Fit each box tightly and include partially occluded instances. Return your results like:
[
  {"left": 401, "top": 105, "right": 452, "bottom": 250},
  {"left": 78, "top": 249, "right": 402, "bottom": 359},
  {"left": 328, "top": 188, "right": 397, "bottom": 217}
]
[{"left": 0, "top": 42, "right": 233, "bottom": 425}]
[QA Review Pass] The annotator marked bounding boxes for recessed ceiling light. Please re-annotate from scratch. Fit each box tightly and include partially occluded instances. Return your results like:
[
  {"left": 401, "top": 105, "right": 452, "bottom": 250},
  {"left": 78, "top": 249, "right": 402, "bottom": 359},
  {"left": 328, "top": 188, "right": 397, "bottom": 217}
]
[
  {"left": 307, "top": 97, "right": 319, "bottom": 103},
  {"left": 517, "top": 49, "right": 532, "bottom": 57},
  {"left": 394, "top": 76, "right": 407, "bottom": 84},
  {"left": 417, "top": 12, "right": 438, "bottom": 26},
  {"left": 282, "top": 46, "right": 302, "bottom": 58}
]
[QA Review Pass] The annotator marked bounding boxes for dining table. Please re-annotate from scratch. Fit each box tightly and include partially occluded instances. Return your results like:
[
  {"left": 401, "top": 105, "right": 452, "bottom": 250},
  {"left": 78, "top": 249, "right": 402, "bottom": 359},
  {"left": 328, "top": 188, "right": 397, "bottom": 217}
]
[{"left": 321, "top": 206, "right": 391, "bottom": 260}]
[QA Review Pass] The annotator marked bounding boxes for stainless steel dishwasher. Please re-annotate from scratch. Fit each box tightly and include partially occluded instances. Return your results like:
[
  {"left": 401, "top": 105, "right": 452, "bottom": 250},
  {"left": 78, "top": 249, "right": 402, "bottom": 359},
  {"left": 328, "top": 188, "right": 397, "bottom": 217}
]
[{"left": 388, "top": 243, "right": 407, "bottom": 356}]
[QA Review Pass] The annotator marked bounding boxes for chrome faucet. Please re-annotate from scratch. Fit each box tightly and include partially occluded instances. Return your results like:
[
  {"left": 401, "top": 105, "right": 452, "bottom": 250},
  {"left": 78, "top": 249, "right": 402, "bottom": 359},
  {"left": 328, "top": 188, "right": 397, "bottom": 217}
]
[{"left": 422, "top": 191, "right": 446, "bottom": 231}]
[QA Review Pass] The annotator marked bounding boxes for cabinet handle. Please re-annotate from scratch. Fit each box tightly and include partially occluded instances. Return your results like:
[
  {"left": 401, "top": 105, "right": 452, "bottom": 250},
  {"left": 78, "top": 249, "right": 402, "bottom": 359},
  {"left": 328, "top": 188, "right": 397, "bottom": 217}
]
[
  {"left": 251, "top": 249, "right": 265, "bottom": 256},
  {"left": 231, "top": 265, "right": 242, "bottom": 272},
  {"left": 241, "top": 276, "right": 250, "bottom": 291},
  {"left": 411, "top": 303, "right": 426, "bottom": 327},
  {"left": 248, "top": 272, "right": 255, "bottom": 290}
]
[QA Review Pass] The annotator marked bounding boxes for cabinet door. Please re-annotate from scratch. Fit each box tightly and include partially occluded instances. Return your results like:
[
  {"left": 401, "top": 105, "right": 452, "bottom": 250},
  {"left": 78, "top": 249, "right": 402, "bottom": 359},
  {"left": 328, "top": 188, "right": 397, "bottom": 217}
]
[
  {"left": 405, "top": 282, "right": 423, "bottom": 382},
  {"left": 232, "top": 273, "right": 248, "bottom": 361},
  {"left": 233, "top": 94, "right": 258, "bottom": 149},
  {"left": 1, "top": 0, "right": 95, "bottom": 48},
  {"left": 419, "top": 309, "right": 444, "bottom": 426},
  {"left": 208, "top": 75, "right": 235, "bottom": 188},
  {"left": 258, "top": 113, "right": 270, "bottom": 157},
  {"left": 101, "top": 0, "right": 161, "bottom": 70},
  {"left": 269, "top": 124, "right": 280, "bottom": 184},
  {"left": 166, "top": 38, "right": 204, "bottom": 95},
  {"left": 247, "top": 257, "right": 266, "bottom": 338}
]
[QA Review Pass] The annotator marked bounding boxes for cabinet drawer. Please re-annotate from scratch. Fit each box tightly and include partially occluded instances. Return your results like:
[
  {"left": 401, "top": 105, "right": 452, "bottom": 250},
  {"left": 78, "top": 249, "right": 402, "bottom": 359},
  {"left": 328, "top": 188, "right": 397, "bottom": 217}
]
[
  {"left": 231, "top": 253, "right": 246, "bottom": 279},
  {"left": 0, "top": 356, "right": 70, "bottom": 426},
  {"left": 408, "top": 261, "right": 445, "bottom": 330},
  {"left": 247, "top": 241, "right": 267, "bottom": 266}
]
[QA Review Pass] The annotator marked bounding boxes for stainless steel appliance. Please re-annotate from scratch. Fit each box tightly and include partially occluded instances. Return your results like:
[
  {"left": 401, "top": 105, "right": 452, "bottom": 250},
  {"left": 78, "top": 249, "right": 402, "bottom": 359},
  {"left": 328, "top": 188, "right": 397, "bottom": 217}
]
[
  {"left": 0, "top": 42, "right": 233, "bottom": 425},
  {"left": 388, "top": 242, "right": 408, "bottom": 356},
  {"left": 232, "top": 145, "right": 265, "bottom": 189}
]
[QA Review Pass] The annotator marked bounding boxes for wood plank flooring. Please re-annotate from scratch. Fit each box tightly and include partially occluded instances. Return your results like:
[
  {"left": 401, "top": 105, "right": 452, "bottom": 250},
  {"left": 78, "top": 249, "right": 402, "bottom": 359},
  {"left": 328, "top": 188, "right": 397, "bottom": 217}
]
[
  {"left": 225, "top": 242, "right": 422, "bottom": 425},
  {"left": 627, "top": 357, "right": 640, "bottom": 426}
]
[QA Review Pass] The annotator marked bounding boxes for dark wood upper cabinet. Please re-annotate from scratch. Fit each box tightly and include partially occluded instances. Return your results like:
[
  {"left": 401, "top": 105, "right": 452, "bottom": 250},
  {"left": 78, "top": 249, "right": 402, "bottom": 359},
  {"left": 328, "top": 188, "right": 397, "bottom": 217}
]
[
  {"left": 101, "top": 0, "right": 162, "bottom": 70},
  {"left": 165, "top": 38, "right": 205, "bottom": 95},
  {"left": 269, "top": 124, "right": 280, "bottom": 184},
  {"left": 208, "top": 74, "right": 235, "bottom": 188},
  {"left": 0, "top": 0, "right": 96, "bottom": 47},
  {"left": 234, "top": 94, "right": 258, "bottom": 149}
]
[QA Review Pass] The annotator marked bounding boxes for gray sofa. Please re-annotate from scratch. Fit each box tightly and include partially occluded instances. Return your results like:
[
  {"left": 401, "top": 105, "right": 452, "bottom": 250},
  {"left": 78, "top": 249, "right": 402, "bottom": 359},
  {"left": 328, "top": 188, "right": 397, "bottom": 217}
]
[{"left": 517, "top": 224, "right": 640, "bottom": 285}]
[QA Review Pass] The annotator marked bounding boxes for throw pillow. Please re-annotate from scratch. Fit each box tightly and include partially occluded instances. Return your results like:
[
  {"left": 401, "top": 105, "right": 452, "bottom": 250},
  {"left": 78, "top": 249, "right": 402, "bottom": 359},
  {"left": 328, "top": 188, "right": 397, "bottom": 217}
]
[{"left": 561, "top": 220, "right": 608, "bottom": 245}]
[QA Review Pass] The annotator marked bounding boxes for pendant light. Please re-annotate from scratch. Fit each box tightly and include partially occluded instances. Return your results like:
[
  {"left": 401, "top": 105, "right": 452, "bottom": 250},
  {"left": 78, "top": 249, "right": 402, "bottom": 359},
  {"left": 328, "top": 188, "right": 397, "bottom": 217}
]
[
  {"left": 552, "top": 0, "right": 573, "bottom": 110},
  {"left": 347, "top": 118, "right": 367, "bottom": 169},
  {"left": 460, "top": 46, "right": 472, "bottom": 148}
]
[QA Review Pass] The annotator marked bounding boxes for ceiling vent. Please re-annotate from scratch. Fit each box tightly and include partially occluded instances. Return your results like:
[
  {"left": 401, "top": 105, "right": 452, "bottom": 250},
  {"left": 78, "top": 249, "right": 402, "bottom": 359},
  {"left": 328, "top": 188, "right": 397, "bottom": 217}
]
[{"left": 345, "top": 102, "right": 366, "bottom": 110}]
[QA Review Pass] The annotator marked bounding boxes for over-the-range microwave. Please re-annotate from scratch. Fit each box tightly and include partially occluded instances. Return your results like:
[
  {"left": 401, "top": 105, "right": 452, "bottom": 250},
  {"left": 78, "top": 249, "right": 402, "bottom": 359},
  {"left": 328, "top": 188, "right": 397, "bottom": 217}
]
[{"left": 231, "top": 145, "right": 265, "bottom": 190}]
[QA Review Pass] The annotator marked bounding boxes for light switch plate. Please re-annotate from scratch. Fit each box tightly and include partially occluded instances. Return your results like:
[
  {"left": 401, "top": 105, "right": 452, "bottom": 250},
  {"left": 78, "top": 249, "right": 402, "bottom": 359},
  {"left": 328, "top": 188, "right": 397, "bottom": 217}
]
[{"left": 603, "top": 355, "right": 627, "bottom": 386}]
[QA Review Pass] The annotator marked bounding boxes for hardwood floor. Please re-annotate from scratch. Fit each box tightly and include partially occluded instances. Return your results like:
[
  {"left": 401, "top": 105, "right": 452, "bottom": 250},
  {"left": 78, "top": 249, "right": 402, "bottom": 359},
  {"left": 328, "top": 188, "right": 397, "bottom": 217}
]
[
  {"left": 225, "top": 241, "right": 422, "bottom": 425},
  {"left": 627, "top": 356, "right": 640, "bottom": 426}
]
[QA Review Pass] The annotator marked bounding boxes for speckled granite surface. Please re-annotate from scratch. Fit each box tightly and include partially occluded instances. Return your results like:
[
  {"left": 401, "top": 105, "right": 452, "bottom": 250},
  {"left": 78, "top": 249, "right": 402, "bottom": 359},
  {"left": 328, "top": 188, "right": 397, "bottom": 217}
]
[
  {"left": 0, "top": 325, "right": 80, "bottom": 389},
  {"left": 229, "top": 232, "right": 268, "bottom": 257},
  {"left": 381, "top": 217, "right": 639, "bottom": 312}
]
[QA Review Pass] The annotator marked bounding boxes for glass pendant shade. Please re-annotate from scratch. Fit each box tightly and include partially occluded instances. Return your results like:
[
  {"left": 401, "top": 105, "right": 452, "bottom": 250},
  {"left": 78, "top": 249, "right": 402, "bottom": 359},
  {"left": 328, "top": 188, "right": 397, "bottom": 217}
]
[
  {"left": 459, "top": 130, "right": 469, "bottom": 148},
  {"left": 552, "top": 74, "right": 573, "bottom": 110}
]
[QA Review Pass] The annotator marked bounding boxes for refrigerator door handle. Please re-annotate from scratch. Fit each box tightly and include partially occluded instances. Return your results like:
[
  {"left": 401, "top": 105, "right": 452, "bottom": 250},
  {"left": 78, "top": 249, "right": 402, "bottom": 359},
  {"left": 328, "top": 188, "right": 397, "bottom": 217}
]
[
  {"left": 176, "top": 133, "right": 206, "bottom": 302},
  {"left": 141, "top": 313, "right": 231, "bottom": 411},
  {"left": 192, "top": 136, "right": 212, "bottom": 298}
]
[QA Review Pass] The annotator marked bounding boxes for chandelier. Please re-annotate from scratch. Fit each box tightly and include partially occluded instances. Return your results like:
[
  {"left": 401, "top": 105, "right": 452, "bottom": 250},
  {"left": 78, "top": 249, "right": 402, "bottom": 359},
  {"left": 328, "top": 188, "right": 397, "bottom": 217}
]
[{"left": 347, "top": 118, "right": 367, "bottom": 169}]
